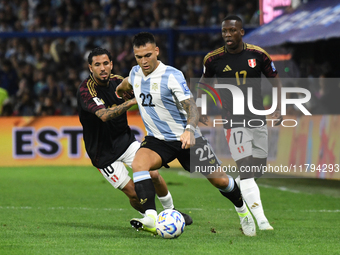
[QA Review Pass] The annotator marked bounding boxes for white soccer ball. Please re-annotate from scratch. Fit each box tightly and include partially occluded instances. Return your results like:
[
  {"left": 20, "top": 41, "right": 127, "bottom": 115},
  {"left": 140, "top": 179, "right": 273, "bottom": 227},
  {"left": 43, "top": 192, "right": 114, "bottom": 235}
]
[{"left": 156, "top": 209, "right": 185, "bottom": 239}]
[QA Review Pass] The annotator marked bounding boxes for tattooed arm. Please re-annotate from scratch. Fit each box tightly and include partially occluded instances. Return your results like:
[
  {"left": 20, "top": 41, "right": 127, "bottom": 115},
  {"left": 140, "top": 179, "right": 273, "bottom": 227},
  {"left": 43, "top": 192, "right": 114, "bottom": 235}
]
[
  {"left": 180, "top": 97, "right": 199, "bottom": 149},
  {"left": 181, "top": 97, "right": 199, "bottom": 128},
  {"left": 95, "top": 98, "right": 136, "bottom": 122},
  {"left": 116, "top": 77, "right": 133, "bottom": 97}
]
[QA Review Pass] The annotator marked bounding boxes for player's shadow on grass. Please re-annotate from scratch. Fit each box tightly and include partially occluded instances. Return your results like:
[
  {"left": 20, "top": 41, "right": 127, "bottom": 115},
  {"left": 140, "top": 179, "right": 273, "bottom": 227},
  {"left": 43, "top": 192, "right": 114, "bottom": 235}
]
[
  {"left": 166, "top": 181, "right": 185, "bottom": 186},
  {"left": 50, "top": 222, "right": 155, "bottom": 238},
  {"left": 52, "top": 222, "right": 118, "bottom": 231}
]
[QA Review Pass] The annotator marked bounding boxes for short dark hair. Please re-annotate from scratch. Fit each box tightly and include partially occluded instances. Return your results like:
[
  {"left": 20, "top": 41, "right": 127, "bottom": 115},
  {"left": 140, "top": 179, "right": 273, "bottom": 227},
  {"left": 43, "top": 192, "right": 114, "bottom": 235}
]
[
  {"left": 88, "top": 47, "right": 112, "bottom": 65},
  {"left": 223, "top": 15, "right": 243, "bottom": 25},
  {"left": 132, "top": 32, "right": 156, "bottom": 47}
]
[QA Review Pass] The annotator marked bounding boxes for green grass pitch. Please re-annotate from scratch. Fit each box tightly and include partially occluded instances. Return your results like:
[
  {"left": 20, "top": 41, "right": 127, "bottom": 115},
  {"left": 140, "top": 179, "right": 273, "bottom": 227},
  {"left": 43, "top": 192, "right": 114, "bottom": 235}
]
[{"left": 0, "top": 166, "right": 339, "bottom": 255}]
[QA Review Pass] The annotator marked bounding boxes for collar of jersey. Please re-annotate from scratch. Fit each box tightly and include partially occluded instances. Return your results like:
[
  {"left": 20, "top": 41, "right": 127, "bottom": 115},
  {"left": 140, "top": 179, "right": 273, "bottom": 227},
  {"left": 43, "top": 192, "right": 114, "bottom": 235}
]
[
  {"left": 89, "top": 74, "right": 113, "bottom": 87},
  {"left": 89, "top": 74, "right": 99, "bottom": 86}
]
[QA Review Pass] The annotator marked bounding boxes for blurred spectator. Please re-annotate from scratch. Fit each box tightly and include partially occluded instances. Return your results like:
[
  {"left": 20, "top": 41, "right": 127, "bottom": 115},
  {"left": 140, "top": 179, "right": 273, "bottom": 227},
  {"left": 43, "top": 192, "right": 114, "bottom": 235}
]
[
  {"left": 0, "top": 0, "right": 337, "bottom": 117},
  {"left": 0, "top": 87, "right": 9, "bottom": 115},
  {"left": 50, "top": 38, "right": 66, "bottom": 64},
  {"left": 33, "top": 69, "right": 46, "bottom": 96},
  {"left": 60, "top": 86, "right": 77, "bottom": 115},
  {"left": 0, "top": 59, "right": 18, "bottom": 96},
  {"left": 40, "top": 73, "right": 63, "bottom": 105},
  {"left": 36, "top": 95, "right": 57, "bottom": 116},
  {"left": 13, "top": 78, "right": 35, "bottom": 116}
]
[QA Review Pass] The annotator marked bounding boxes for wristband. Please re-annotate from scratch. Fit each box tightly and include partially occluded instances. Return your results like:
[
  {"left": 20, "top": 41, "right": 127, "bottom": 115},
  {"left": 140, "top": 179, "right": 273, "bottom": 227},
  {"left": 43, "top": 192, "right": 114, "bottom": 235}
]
[{"left": 185, "top": 124, "right": 195, "bottom": 133}]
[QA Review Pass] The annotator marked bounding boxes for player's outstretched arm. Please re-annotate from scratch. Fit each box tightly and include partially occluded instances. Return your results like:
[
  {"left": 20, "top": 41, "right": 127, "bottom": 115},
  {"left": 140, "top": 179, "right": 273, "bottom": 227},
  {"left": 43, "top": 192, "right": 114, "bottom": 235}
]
[
  {"left": 95, "top": 98, "right": 137, "bottom": 122},
  {"left": 116, "top": 77, "right": 133, "bottom": 97},
  {"left": 180, "top": 97, "right": 199, "bottom": 149},
  {"left": 269, "top": 74, "right": 283, "bottom": 126}
]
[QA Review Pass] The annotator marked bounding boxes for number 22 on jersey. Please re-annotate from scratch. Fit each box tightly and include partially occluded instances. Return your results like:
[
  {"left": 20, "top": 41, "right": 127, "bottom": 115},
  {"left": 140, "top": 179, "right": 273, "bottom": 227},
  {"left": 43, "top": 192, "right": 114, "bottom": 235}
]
[{"left": 140, "top": 93, "right": 155, "bottom": 107}]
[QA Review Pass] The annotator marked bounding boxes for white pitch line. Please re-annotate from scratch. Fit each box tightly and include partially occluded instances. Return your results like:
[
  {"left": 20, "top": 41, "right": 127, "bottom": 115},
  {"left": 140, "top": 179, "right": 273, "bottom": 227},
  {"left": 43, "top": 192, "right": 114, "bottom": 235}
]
[{"left": 258, "top": 183, "right": 302, "bottom": 194}]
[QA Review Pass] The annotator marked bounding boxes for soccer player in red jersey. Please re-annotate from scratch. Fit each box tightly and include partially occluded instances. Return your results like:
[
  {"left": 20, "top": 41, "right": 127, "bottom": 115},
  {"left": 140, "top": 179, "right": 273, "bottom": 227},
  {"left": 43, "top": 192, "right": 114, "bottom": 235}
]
[{"left": 200, "top": 15, "right": 283, "bottom": 230}]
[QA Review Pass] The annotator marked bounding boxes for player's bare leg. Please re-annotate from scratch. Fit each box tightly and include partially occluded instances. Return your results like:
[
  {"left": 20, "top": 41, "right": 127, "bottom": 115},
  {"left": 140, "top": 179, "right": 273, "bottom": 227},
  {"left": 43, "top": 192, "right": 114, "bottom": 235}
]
[
  {"left": 237, "top": 156, "right": 273, "bottom": 230},
  {"left": 150, "top": 170, "right": 169, "bottom": 197},
  {"left": 120, "top": 179, "right": 145, "bottom": 213}
]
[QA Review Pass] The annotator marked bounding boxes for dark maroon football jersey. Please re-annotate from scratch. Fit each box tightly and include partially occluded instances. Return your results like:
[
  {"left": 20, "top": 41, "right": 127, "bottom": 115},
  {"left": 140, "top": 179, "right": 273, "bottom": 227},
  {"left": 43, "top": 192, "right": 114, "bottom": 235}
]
[
  {"left": 203, "top": 43, "right": 278, "bottom": 129},
  {"left": 77, "top": 74, "right": 135, "bottom": 168}
]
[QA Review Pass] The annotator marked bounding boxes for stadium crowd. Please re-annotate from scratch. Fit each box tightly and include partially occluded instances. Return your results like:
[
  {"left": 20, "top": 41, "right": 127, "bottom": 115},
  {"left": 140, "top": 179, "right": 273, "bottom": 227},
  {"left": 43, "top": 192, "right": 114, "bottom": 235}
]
[{"left": 0, "top": 0, "right": 339, "bottom": 116}]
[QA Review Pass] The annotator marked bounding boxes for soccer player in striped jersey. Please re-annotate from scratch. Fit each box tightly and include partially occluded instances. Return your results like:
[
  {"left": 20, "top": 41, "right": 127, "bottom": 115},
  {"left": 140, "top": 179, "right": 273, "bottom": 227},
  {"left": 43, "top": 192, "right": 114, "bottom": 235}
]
[
  {"left": 200, "top": 15, "right": 283, "bottom": 230},
  {"left": 77, "top": 47, "right": 192, "bottom": 225},
  {"left": 117, "top": 32, "right": 256, "bottom": 236}
]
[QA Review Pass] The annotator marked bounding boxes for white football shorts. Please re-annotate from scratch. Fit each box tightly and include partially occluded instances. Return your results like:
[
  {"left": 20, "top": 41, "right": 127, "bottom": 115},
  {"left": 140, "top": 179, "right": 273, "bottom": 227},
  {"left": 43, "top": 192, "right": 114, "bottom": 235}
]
[
  {"left": 224, "top": 126, "right": 268, "bottom": 162},
  {"left": 97, "top": 141, "right": 140, "bottom": 190}
]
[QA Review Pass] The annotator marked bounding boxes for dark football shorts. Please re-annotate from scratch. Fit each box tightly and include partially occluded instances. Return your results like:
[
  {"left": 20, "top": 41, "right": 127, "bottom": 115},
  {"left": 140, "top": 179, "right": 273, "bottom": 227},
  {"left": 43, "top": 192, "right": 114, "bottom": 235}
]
[{"left": 140, "top": 136, "right": 221, "bottom": 176}]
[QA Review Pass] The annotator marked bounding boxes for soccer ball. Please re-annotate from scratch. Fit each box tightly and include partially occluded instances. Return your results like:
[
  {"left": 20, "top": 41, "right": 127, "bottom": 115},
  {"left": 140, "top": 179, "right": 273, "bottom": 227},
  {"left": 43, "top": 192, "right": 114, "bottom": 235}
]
[{"left": 156, "top": 209, "right": 185, "bottom": 239}]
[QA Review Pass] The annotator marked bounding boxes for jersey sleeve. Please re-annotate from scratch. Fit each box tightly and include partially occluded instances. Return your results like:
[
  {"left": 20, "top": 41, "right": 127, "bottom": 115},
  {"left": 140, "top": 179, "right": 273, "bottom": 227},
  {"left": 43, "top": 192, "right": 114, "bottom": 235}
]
[
  {"left": 111, "top": 74, "right": 124, "bottom": 84},
  {"left": 202, "top": 54, "right": 216, "bottom": 78},
  {"left": 260, "top": 48, "right": 278, "bottom": 78},
  {"left": 128, "top": 65, "right": 140, "bottom": 88},
  {"left": 168, "top": 68, "right": 191, "bottom": 102},
  {"left": 78, "top": 82, "right": 105, "bottom": 114}
]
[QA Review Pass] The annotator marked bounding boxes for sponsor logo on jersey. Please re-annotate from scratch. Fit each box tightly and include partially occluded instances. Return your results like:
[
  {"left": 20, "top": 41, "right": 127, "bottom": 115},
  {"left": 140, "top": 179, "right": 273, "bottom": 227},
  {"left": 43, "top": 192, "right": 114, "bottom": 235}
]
[
  {"left": 134, "top": 83, "right": 139, "bottom": 88},
  {"left": 180, "top": 81, "right": 190, "bottom": 92},
  {"left": 248, "top": 59, "right": 256, "bottom": 68},
  {"left": 223, "top": 65, "right": 232, "bottom": 72},
  {"left": 93, "top": 97, "right": 104, "bottom": 106},
  {"left": 271, "top": 62, "right": 276, "bottom": 72}
]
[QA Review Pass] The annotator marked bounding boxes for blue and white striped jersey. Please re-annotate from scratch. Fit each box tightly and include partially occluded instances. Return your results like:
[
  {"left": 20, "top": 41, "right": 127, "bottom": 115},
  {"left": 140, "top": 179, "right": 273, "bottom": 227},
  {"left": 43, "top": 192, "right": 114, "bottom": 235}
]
[{"left": 128, "top": 61, "right": 200, "bottom": 141}]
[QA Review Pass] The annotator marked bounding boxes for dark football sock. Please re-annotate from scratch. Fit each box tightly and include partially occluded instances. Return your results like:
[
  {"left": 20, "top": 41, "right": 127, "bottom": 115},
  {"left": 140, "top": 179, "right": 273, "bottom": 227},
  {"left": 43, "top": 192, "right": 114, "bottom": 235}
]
[
  {"left": 133, "top": 171, "right": 156, "bottom": 211},
  {"left": 219, "top": 177, "right": 244, "bottom": 208}
]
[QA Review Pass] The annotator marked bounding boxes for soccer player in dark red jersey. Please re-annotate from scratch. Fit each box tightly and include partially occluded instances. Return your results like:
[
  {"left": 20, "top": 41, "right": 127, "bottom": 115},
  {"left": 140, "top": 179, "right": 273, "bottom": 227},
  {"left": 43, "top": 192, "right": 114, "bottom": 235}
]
[
  {"left": 199, "top": 15, "right": 283, "bottom": 230},
  {"left": 77, "top": 47, "right": 192, "bottom": 226}
]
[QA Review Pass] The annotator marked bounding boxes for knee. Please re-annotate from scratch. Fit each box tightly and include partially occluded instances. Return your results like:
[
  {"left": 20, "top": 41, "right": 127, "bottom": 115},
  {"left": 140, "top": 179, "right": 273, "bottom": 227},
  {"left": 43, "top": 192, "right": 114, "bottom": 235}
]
[
  {"left": 131, "top": 159, "right": 146, "bottom": 172},
  {"left": 149, "top": 170, "right": 160, "bottom": 183}
]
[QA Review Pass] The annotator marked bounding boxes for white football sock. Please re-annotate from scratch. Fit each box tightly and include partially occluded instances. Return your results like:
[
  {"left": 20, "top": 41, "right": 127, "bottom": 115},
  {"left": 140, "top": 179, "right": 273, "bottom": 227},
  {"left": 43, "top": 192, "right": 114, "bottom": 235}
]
[
  {"left": 234, "top": 203, "right": 248, "bottom": 216},
  {"left": 240, "top": 178, "right": 268, "bottom": 224},
  {"left": 235, "top": 175, "right": 240, "bottom": 188},
  {"left": 157, "top": 191, "right": 174, "bottom": 210},
  {"left": 145, "top": 209, "right": 157, "bottom": 219}
]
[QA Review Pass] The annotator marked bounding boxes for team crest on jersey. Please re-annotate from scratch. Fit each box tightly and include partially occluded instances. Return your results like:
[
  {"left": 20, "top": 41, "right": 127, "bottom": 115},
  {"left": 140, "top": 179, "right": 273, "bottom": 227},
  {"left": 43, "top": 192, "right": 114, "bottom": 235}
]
[
  {"left": 134, "top": 83, "right": 139, "bottom": 88},
  {"left": 93, "top": 97, "right": 104, "bottom": 106},
  {"left": 152, "top": 83, "right": 158, "bottom": 91},
  {"left": 248, "top": 59, "right": 256, "bottom": 68}
]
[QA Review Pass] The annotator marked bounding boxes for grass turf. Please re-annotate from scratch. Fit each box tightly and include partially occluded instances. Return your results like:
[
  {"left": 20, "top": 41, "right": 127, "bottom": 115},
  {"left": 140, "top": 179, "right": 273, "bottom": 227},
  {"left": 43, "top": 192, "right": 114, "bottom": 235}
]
[{"left": 0, "top": 166, "right": 339, "bottom": 255}]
